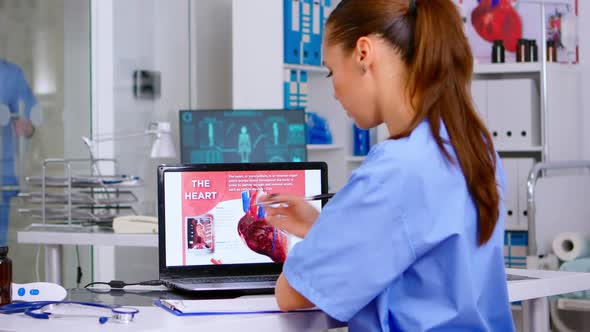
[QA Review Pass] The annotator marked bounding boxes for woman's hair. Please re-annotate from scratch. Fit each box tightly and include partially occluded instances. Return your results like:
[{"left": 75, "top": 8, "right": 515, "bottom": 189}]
[{"left": 326, "top": 0, "right": 499, "bottom": 245}]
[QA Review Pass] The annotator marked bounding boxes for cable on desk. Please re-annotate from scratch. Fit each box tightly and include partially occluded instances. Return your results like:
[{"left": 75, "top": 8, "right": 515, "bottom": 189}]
[{"left": 84, "top": 279, "right": 163, "bottom": 289}]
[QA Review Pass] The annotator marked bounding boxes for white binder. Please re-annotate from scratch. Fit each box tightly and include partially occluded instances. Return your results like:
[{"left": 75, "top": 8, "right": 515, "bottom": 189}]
[
  {"left": 517, "top": 158, "right": 535, "bottom": 230},
  {"left": 470, "top": 79, "right": 488, "bottom": 127},
  {"left": 501, "top": 158, "right": 519, "bottom": 230}
]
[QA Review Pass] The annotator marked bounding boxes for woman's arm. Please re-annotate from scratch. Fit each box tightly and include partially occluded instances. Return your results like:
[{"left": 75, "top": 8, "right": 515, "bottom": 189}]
[{"left": 275, "top": 273, "right": 314, "bottom": 311}]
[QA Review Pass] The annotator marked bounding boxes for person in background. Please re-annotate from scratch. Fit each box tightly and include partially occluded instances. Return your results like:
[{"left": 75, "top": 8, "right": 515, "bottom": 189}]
[
  {"left": 0, "top": 59, "right": 37, "bottom": 246},
  {"left": 260, "top": 0, "right": 515, "bottom": 330}
]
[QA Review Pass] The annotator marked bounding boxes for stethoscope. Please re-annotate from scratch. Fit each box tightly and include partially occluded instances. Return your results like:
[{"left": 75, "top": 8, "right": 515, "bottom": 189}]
[{"left": 0, "top": 301, "right": 139, "bottom": 324}]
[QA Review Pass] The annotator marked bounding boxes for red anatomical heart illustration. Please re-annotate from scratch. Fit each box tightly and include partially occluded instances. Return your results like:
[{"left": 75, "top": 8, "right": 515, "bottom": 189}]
[
  {"left": 237, "top": 191, "right": 288, "bottom": 263},
  {"left": 472, "top": 0, "right": 523, "bottom": 52}
]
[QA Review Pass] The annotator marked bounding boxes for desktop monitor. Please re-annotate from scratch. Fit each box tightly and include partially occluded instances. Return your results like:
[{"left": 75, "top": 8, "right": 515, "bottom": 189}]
[{"left": 179, "top": 109, "right": 307, "bottom": 164}]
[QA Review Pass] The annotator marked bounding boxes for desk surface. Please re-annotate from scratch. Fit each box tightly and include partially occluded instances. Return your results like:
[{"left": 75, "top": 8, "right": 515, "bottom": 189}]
[
  {"left": 506, "top": 268, "right": 590, "bottom": 302},
  {"left": 1, "top": 269, "right": 590, "bottom": 331},
  {"left": 17, "top": 227, "right": 158, "bottom": 247},
  {"left": 1, "top": 287, "right": 343, "bottom": 332}
]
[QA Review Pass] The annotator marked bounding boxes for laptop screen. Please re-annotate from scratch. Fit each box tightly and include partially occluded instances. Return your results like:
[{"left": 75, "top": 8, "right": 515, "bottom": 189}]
[
  {"left": 179, "top": 109, "right": 307, "bottom": 164},
  {"left": 158, "top": 163, "right": 327, "bottom": 276}
]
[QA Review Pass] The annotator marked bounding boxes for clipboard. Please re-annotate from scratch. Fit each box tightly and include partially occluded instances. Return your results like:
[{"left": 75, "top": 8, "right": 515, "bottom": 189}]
[{"left": 154, "top": 296, "right": 320, "bottom": 316}]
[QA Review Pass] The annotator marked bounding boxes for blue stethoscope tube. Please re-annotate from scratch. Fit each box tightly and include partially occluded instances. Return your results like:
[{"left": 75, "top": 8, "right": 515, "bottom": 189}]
[{"left": 0, "top": 301, "right": 139, "bottom": 324}]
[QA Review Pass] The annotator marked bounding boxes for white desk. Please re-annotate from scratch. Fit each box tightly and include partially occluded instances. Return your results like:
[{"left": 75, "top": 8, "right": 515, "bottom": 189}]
[
  {"left": 0, "top": 304, "right": 343, "bottom": 332},
  {"left": 17, "top": 228, "right": 157, "bottom": 284},
  {"left": 506, "top": 268, "right": 590, "bottom": 332},
  {"left": 15, "top": 229, "right": 590, "bottom": 331}
]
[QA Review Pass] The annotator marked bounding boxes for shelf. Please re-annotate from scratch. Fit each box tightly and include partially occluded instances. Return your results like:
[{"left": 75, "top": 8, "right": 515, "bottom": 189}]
[
  {"left": 519, "top": 0, "right": 571, "bottom": 5},
  {"left": 496, "top": 146, "right": 543, "bottom": 153},
  {"left": 307, "top": 144, "right": 342, "bottom": 151},
  {"left": 505, "top": 225, "right": 528, "bottom": 232},
  {"left": 474, "top": 62, "right": 542, "bottom": 75},
  {"left": 346, "top": 156, "right": 366, "bottom": 163},
  {"left": 557, "top": 298, "right": 590, "bottom": 312},
  {"left": 284, "top": 63, "right": 329, "bottom": 74}
]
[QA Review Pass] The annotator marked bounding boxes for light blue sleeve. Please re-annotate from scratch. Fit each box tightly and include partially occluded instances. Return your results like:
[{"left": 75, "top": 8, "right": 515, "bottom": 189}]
[
  {"left": 13, "top": 67, "right": 37, "bottom": 119},
  {"left": 283, "top": 157, "right": 417, "bottom": 322}
]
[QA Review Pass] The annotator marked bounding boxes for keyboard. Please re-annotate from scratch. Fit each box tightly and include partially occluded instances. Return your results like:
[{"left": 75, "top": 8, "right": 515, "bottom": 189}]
[
  {"left": 174, "top": 275, "right": 277, "bottom": 285},
  {"left": 506, "top": 274, "right": 537, "bottom": 281}
]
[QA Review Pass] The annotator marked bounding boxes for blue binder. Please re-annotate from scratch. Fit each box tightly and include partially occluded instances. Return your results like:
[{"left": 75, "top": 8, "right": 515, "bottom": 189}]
[
  {"left": 307, "top": 0, "right": 322, "bottom": 66},
  {"left": 321, "top": 0, "right": 332, "bottom": 63},
  {"left": 301, "top": 0, "right": 312, "bottom": 65},
  {"left": 284, "top": 0, "right": 302, "bottom": 64},
  {"left": 298, "top": 70, "right": 308, "bottom": 108},
  {"left": 284, "top": 69, "right": 299, "bottom": 109}
]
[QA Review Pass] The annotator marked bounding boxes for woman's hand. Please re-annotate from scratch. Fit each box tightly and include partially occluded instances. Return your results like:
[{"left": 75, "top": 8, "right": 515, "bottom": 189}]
[
  {"left": 259, "top": 194, "right": 319, "bottom": 238},
  {"left": 14, "top": 118, "right": 34, "bottom": 137}
]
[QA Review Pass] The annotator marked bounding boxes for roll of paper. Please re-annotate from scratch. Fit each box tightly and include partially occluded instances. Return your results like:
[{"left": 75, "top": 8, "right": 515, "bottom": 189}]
[{"left": 552, "top": 232, "right": 590, "bottom": 262}]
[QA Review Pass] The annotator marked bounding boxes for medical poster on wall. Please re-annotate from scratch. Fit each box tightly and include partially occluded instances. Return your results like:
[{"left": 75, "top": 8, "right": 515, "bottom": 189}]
[
  {"left": 175, "top": 170, "right": 308, "bottom": 266},
  {"left": 453, "top": 0, "right": 578, "bottom": 63}
]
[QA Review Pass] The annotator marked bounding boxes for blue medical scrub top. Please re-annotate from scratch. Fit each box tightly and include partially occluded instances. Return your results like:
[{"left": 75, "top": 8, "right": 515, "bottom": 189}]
[
  {"left": 0, "top": 60, "right": 37, "bottom": 245},
  {"left": 283, "top": 120, "right": 515, "bottom": 331}
]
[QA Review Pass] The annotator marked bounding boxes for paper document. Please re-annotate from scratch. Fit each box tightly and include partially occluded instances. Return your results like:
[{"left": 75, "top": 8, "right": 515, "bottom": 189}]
[{"left": 156, "top": 296, "right": 319, "bottom": 316}]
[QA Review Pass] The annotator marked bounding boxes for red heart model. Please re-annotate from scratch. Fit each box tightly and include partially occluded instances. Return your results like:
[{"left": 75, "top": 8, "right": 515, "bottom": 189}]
[{"left": 472, "top": 0, "right": 523, "bottom": 52}]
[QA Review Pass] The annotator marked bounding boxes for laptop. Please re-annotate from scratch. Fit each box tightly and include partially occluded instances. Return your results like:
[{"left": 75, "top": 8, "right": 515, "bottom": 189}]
[{"left": 157, "top": 162, "right": 328, "bottom": 292}]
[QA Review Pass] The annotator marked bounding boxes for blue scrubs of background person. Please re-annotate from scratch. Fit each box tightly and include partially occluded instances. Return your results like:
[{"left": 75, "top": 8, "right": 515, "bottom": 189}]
[
  {"left": 261, "top": 0, "right": 516, "bottom": 330},
  {"left": 0, "top": 59, "right": 37, "bottom": 246}
]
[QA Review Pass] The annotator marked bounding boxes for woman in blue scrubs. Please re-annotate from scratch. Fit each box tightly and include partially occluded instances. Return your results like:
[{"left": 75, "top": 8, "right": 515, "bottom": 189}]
[{"left": 261, "top": 0, "right": 515, "bottom": 330}]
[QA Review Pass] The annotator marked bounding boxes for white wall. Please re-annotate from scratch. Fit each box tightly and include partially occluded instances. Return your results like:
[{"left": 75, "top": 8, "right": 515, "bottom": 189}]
[
  {"left": 110, "top": 0, "right": 190, "bottom": 282},
  {"left": 194, "top": 0, "right": 233, "bottom": 109},
  {"left": 580, "top": 1, "right": 590, "bottom": 159}
]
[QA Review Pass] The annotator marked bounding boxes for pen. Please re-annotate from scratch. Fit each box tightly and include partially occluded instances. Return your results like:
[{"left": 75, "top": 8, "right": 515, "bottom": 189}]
[{"left": 254, "top": 193, "right": 335, "bottom": 207}]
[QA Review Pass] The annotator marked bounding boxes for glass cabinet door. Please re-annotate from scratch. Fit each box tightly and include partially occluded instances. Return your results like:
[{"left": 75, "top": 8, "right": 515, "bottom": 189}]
[{"left": 0, "top": 0, "right": 91, "bottom": 283}]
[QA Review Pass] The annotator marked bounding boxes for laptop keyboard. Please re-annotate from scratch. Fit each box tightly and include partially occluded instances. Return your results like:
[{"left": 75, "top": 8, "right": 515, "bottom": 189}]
[{"left": 175, "top": 275, "right": 277, "bottom": 285}]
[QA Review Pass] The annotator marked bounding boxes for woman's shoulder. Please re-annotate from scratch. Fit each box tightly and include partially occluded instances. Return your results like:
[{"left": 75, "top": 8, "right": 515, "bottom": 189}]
[{"left": 363, "top": 123, "right": 443, "bottom": 172}]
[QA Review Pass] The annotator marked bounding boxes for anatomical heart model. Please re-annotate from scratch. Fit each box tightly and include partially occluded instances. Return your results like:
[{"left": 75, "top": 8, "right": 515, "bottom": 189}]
[
  {"left": 471, "top": 0, "right": 523, "bottom": 52},
  {"left": 237, "top": 190, "right": 288, "bottom": 263}
]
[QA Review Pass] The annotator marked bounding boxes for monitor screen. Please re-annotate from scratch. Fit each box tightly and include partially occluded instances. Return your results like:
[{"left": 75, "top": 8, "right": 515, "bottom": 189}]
[
  {"left": 179, "top": 109, "right": 307, "bottom": 164},
  {"left": 162, "top": 167, "right": 324, "bottom": 267}
]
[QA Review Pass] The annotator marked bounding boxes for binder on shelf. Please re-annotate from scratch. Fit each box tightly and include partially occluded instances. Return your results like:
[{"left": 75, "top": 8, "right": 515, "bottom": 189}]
[
  {"left": 307, "top": 0, "right": 322, "bottom": 66},
  {"left": 284, "top": 69, "right": 299, "bottom": 109},
  {"left": 507, "top": 231, "right": 528, "bottom": 268},
  {"left": 322, "top": 0, "right": 332, "bottom": 25},
  {"left": 320, "top": 0, "right": 332, "bottom": 64},
  {"left": 470, "top": 80, "right": 488, "bottom": 127},
  {"left": 517, "top": 158, "right": 535, "bottom": 230},
  {"left": 284, "top": 0, "right": 302, "bottom": 64},
  {"left": 298, "top": 70, "right": 309, "bottom": 108},
  {"left": 487, "top": 78, "right": 539, "bottom": 149},
  {"left": 502, "top": 158, "right": 519, "bottom": 230},
  {"left": 486, "top": 80, "right": 507, "bottom": 147},
  {"left": 301, "top": 0, "right": 312, "bottom": 65}
]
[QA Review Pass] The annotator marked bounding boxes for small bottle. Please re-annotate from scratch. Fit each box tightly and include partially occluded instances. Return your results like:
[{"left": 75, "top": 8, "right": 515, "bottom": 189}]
[
  {"left": 528, "top": 40, "right": 538, "bottom": 62},
  {"left": 491, "top": 40, "right": 505, "bottom": 63},
  {"left": 516, "top": 39, "right": 528, "bottom": 62},
  {"left": 353, "top": 125, "right": 370, "bottom": 156},
  {"left": 0, "top": 246, "right": 12, "bottom": 305},
  {"left": 547, "top": 40, "right": 557, "bottom": 62}
]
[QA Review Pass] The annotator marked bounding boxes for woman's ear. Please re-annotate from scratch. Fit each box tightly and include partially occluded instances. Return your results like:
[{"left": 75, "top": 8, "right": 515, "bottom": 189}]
[{"left": 355, "top": 36, "right": 375, "bottom": 73}]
